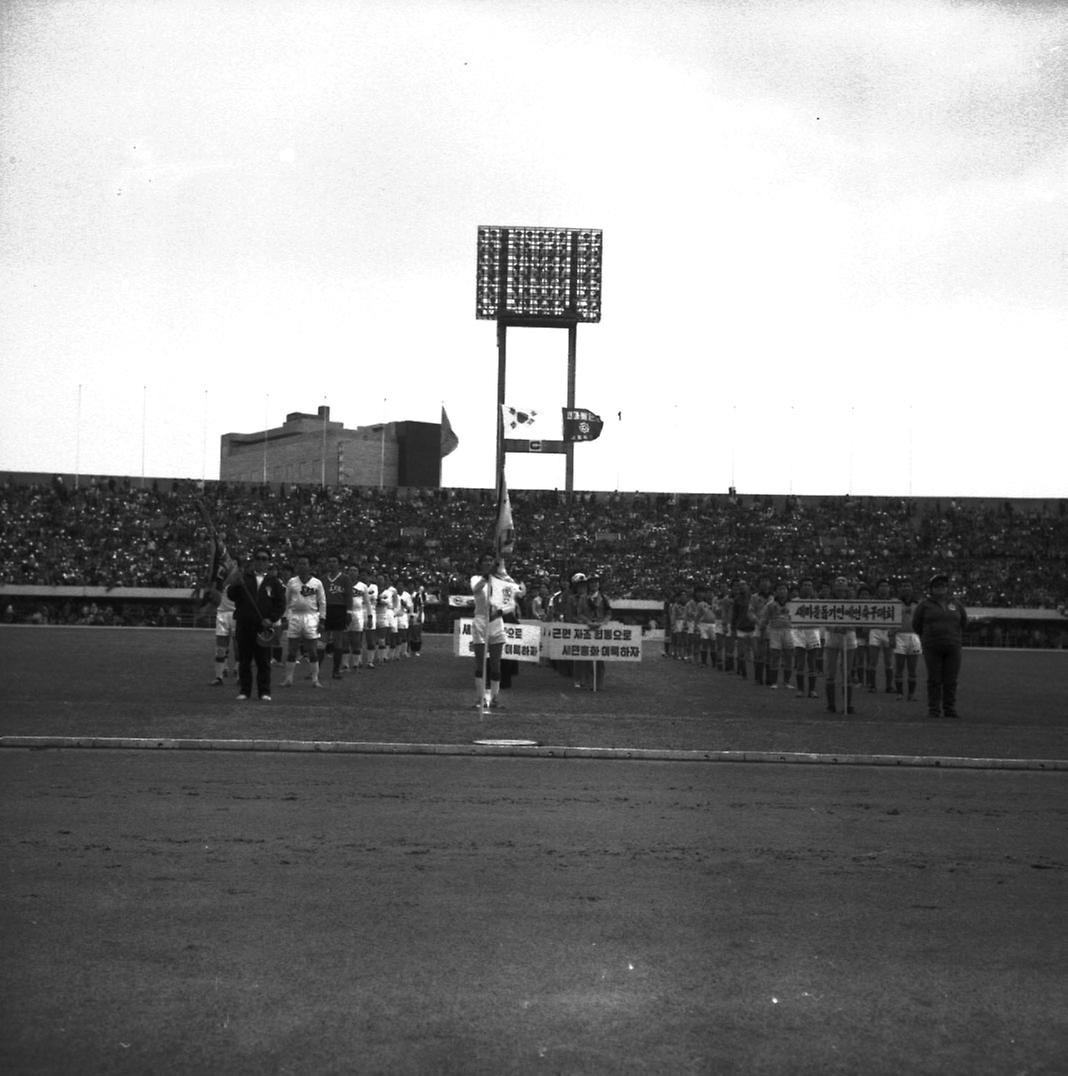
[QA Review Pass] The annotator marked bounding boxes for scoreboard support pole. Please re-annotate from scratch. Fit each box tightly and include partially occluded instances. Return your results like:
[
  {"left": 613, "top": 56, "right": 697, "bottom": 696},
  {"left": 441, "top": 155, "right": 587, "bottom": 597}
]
[
  {"left": 566, "top": 323, "right": 576, "bottom": 497},
  {"left": 495, "top": 318, "right": 580, "bottom": 499}
]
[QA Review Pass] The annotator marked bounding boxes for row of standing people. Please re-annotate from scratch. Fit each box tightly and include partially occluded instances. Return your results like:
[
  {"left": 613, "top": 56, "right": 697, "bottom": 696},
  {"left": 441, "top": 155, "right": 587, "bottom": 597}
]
[
  {"left": 214, "top": 549, "right": 427, "bottom": 700},
  {"left": 666, "top": 574, "right": 968, "bottom": 719}
]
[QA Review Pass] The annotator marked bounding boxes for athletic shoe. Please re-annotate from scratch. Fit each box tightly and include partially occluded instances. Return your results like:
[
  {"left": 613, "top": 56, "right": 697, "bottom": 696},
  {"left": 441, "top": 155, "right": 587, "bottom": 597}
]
[
  {"left": 312, "top": 679, "right": 323, "bottom": 688},
  {"left": 491, "top": 698, "right": 505, "bottom": 710},
  {"left": 945, "top": 710, "right": 960, "bottom": 719},
  {"left": 282, "top": 678, "right": 293, "bottom": 687},
  {"left": 332, "top": 672, "right": 342, "bottom": 680},
  {"left": 769, "top": 684, "right": 778, "bottom": 690},
  {"left": 210, "top": 677, "right": 223, "bottom": 686},
  {"left": 236, "top": 694, "right": 249, "bottom": 701},
  {"left": 261, "top": 695, "right": 272, "bottom": 702}
]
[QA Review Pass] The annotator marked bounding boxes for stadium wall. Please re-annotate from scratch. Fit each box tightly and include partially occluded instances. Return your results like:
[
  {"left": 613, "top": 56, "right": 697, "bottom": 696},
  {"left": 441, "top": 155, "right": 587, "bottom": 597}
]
[{"left": 1, "top": 588, "right": 1065, "bottom": 648}]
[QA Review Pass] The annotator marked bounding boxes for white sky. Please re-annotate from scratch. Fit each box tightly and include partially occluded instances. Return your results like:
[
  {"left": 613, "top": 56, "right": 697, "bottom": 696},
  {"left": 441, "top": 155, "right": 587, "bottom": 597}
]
[{"left": 1, "top": 0, "right": 1065, "bottom": 497}]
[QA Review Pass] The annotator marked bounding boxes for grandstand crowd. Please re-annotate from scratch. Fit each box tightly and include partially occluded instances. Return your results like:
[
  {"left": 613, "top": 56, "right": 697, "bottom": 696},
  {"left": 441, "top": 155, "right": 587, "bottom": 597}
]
[{"left": 1, "top": 475, "right": 1066, "bottom": 633}]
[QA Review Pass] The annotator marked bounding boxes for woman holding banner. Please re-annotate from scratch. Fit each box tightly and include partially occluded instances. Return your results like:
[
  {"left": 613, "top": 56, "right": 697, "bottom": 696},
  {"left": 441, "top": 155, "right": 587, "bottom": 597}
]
[{"left": 575, "top": 574, "right": 612, "bottom": 690}]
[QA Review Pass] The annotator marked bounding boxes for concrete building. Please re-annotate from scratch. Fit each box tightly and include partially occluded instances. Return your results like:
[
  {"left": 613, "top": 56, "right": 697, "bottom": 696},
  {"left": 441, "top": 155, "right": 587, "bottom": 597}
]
[{"left": 220, "top": 406, "right": 442, "bottom": 487}]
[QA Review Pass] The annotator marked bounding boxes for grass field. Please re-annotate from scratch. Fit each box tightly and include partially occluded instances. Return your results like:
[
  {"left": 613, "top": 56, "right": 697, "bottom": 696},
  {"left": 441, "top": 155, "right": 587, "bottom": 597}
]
[{"left": 1, "top": 627, "right": 1066, "bottom": 762}]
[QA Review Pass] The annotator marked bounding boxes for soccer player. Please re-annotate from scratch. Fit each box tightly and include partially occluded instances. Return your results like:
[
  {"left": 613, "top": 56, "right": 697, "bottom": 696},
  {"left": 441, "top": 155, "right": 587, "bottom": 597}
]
[
  {"left": 408, "top": 581, "right": 426, "bottom": 656},
  {"left": 866, "top": 578, "right": 896, "bottom": 693},
  {"left": 346, "top": 565, "right": 369, "bottom": 670},
  {"left": 716, "top": 585, "right": 734, "bottom": 672},
  {"left": 694, "top": 585, "right": 718, "bottom": 668},
  {"left": 750, "top": 576, "right": 774, "bottom": 686},
  {"left": 209, "top": 561, "right": 242, "bottom": 685},
  {"left": 669, "top": 588, "right": 688, "bottom": 661},
  {"left": 362, "top": 573, "right": 379, "bottom": 669},
  {"left": 282, "top": 555, "right": 327, "bottom": 688},
  {"left": 395, "top": 581, "right": 414, "bottom": 660},
  {"left": 757, "top": 582, "right": 795, "bottom": 689},
  {"left": 853, "top": 583, "right": 872, "bottom": 689},
  {"left": 376, "top": 574, "right": 398, "bottom": 663},
  {"left": 824, "top": 576, "right": 858, "bottom": 714},
  {"left": 322, "top": 555, "right": 354, "bottom": 679},
  {"left": 730, "top": 580, "right": 756, "bottom": 679},
  {"left": 792, "top": 577, "right": 822, "bottom": 698},
  {"left": 682, "top": 586, "right": 700, "bottom": 662},
  {"left": 892, "top": 581, "right": 921, "bottom": 702}
]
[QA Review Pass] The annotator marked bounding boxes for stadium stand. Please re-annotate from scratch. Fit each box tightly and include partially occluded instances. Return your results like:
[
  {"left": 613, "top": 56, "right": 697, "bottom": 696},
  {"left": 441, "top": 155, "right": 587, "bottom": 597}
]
[{"left": 1, "top": 474, "right": 1066, "bottom": 644}]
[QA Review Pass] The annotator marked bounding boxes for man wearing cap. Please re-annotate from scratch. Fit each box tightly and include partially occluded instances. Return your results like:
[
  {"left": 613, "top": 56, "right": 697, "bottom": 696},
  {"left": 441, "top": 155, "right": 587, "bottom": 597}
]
[{"left": 913, "top": 574, "right": 968, "bottom": 718}]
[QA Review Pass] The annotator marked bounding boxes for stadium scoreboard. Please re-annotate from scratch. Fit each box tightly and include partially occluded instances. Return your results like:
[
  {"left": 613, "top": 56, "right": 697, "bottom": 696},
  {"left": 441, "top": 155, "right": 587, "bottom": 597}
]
[{"left": 476, "top": 226, "right": 603, "bottom": 324}]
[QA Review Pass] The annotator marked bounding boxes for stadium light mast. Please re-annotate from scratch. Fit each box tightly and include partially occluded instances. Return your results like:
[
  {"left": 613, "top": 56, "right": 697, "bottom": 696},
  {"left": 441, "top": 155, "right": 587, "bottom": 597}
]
[{"left": 476, "top": 226, "right": 603, "bottom": 495}]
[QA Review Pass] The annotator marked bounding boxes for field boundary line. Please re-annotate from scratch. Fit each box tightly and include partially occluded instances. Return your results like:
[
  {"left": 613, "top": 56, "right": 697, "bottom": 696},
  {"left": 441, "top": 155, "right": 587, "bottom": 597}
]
[{"left": 2, "top": 735, "right": 1065, "bottom": 770}]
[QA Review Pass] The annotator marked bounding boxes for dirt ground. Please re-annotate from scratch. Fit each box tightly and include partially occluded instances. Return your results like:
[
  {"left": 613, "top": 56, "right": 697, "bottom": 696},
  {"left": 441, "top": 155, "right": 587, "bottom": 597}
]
[
  {"left": 1, "top": 629, "right": 1066, "bottom": 762},
  {"left": 2, "top": 749, "right": 1066, "bottom": 1075}
]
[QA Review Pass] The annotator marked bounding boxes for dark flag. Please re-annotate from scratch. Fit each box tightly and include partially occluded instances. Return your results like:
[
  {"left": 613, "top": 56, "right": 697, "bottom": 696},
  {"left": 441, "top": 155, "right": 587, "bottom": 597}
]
[
  {"left": 202, "top": 533, "right": 237, "bottom": 605},
  {"left": 562, "top": 407, "right": 604, "bottom": 443},
  {"left": 195, "top": 500, "right": 236, "bottom": 607},
  {"left": 440, "top": 406, "right": 459, "bottom": 457},
  {"left": 494, "top": 472, "right": 515, "bottom": 558}
]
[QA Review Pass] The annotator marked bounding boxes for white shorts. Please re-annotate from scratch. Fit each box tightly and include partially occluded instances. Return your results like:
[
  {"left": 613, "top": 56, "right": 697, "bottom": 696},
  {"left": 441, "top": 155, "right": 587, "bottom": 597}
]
[
  {"left": 698, "top": 623, "right": 716, "bottom": 641},
  {"left": 349, "top": 608, "right": 367, "bottom": 633},
  {"left": 796, "top": 628, "right": 822, "bottom": 649},
  {"left": 894, "top": 631, "right": 922, "bottom": 656},
  {"left": 286, "top": 612, "right": 321, "bottom": 642},
  {"left": 378, "top": 609, "right": 395, "bottom": 632},
  {"left": 472, "top": 616, "right": 506, "bottom": 647},
  {"left": 214, "top": 610, "right": 235, "bottom": 638},
  {"left": 868, "top": 629, "right": 891, "bottom": 648},
  {"left": 673, "top": 620, "right": 686, "bottom": 634},
  {"left": 766, "top": 627, "right": 795, "bottom": 651},
  {"left": 397, "top": 614, "right": 409, "bottom": 631}
]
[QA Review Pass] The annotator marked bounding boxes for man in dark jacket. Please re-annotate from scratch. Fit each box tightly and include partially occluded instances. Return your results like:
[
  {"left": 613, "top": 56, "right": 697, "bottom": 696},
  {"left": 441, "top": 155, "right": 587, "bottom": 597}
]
[
  {"left": 227, "top": 547, "right": 287, "bottom": 701},
  {"left": 913, "top": 573, "right": 968, "bottom": 719}
]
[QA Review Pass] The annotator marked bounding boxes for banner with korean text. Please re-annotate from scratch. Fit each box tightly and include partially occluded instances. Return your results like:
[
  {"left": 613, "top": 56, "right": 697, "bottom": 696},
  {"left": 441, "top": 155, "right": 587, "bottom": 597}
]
[
  {"left": 454, "top": 619, "right": 544, "bottom": 662},
  {"left": 542, "top": 622, "right": 643, "bottom": 662},
  {"left": 787, "top": 600, "right": 904, "bottom": 628}
]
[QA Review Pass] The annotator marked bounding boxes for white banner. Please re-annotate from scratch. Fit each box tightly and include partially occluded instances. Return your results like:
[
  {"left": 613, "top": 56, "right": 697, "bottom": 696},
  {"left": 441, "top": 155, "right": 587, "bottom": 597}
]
[
  {"left": 786, "top": 600, "right": 904, "bottom": 629},
  {"left": 542, "top": 622, "right": 643, "bottom": 662},
  {"left": 453, "top": 619, "right": 543, "bottom": 662}
]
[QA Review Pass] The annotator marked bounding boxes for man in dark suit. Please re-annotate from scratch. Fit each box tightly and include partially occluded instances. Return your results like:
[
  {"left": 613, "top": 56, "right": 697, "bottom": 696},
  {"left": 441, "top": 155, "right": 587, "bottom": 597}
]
[{"left": 227, "top": 546, "right": 287, "bottom": 701}]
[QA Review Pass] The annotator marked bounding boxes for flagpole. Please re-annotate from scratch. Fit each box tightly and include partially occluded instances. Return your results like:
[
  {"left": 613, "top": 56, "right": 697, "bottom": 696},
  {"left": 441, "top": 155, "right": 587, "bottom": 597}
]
[
  {"left": 202, "top": 388, "right": 208, "bottom": 483},
  {"left": 141, "top": 384, "right": 147, "bottom": 489},
  {"left": 75, "top": 383, "right": 82, "bottom": 490},
  {"left": 379, "top": 397, "right": 387, "bottom": 489}
]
